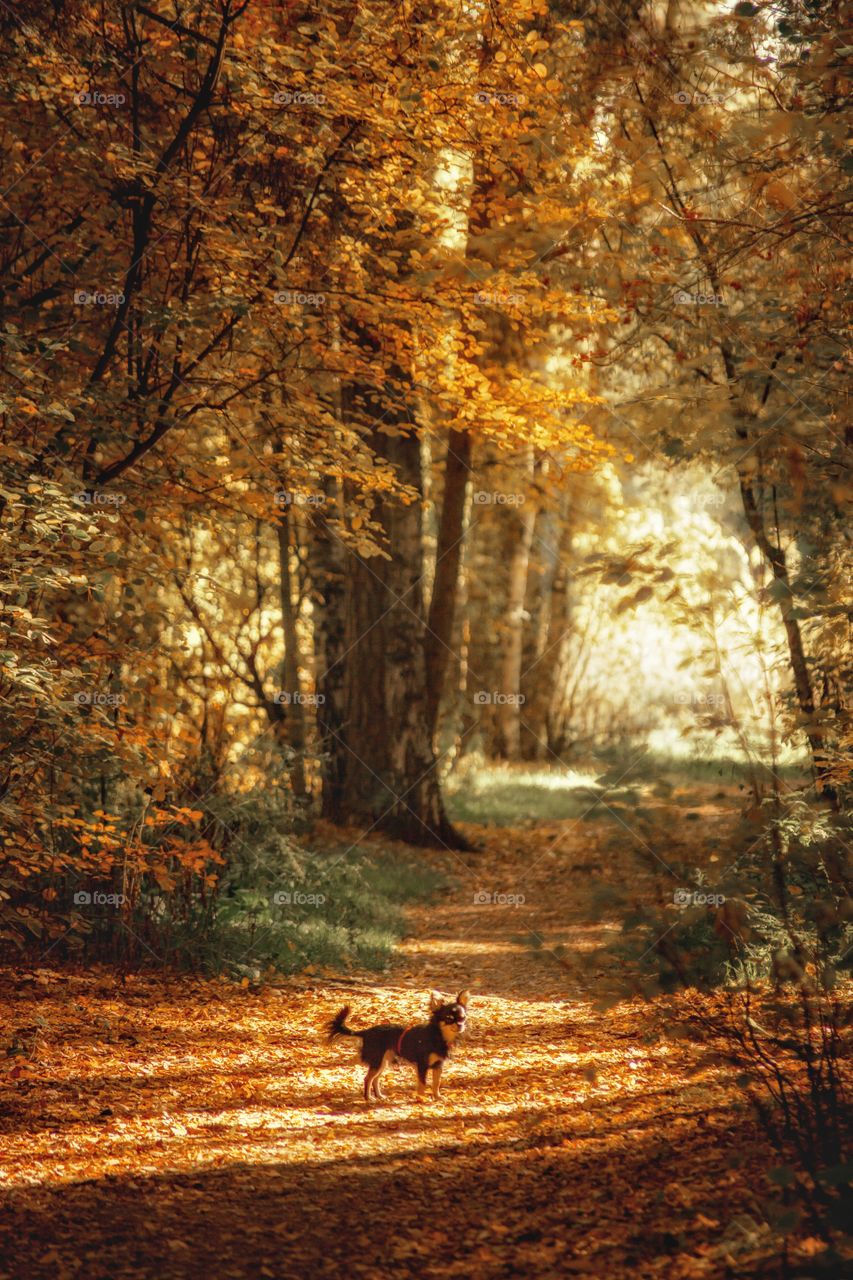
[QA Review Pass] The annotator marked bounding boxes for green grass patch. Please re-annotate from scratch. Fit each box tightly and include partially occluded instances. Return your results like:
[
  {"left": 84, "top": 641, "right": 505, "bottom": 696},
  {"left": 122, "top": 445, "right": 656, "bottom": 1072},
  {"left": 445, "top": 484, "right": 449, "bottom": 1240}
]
[
  {"left": 142, "top": 846, "right": 444, "bottom": 981},
  {"left": 446, "top": 757, "right": 696, "bottom": 827},
  {"left": 446, "top": 753, "right": 808, "bottom": 828},
  {"left": 446, "top": 760, "right": 607, "bottom": 826}
]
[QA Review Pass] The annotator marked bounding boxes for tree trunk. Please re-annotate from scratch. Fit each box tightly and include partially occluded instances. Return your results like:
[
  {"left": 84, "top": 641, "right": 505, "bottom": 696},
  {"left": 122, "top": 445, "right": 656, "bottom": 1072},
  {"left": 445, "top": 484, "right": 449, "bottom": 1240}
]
[
  {"left": 314, "top": 349, "right": 466, "bottom": 848},
  {"left": 544, "top": 557, "right": 573, "bottom": 757},
  {"left": 276, "top": 505, "right": 307, "bottom": 797},
  {"left": 309, "top": 479, "right": 349, "bottom": 822},
  {"left": 334, "top": 413, "right": 463, "bottom": 846},
  {"left": 495, "top": 447, "right": 537, "bottom": 759},
  {"left": 519, "top": 501, "right": 564, "bottom": 759},
  {"left": 737, "top": 470, "right": 837, "bottom": 805},
  {"left": 425, "top": 426, "right": 473, "bottom": 741}
]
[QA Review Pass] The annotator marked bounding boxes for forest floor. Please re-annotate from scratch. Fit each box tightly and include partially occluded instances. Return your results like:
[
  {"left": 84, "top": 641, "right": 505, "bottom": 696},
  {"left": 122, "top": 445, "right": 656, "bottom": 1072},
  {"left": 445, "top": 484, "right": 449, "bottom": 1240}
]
[{"left": 0, "top": 779, "right": 839, "bottom": 1279}]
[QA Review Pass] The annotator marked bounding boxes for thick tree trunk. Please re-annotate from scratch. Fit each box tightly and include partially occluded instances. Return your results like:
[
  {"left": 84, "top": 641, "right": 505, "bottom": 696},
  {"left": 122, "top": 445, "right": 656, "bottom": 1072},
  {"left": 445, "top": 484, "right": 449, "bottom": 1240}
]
[{"left": 334, "top": 413, "right": 463, "bottom": 846}]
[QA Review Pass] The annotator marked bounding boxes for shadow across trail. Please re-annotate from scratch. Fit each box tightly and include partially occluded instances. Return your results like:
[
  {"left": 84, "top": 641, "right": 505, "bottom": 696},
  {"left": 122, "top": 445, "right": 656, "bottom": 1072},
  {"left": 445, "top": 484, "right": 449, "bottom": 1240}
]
[
  {"left": 2, "top": 1102, "right": 766, "bottom": 1280},
  {"left": 0, "top": 805, "right": 782, "bottom": 1278}
]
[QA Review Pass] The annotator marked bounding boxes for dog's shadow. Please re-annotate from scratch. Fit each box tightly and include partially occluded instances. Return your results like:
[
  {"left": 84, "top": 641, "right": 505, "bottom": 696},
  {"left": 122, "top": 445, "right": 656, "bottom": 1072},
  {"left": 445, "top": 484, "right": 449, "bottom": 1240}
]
[
  {"left": 312, "top": 1093, "right": 445, "bottom": 1117},
  {"left": 316, "top": 1097, "right": 373, "bottom": 1116}
]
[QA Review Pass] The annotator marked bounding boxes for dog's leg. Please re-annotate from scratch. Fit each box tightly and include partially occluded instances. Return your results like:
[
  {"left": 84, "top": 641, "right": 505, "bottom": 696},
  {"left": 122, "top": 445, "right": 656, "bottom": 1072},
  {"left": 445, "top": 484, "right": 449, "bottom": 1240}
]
[
  {"left": 363, "top": 1066, "right": 379, "bottom": 1102},
  {"left": 431, "top": 1061, "right": 443, "bottom": 1099},
  {"left": 372, "top": 1050, "right": 393, "bottom": 1100},
  {"left": 414, "top": 1062, "right": 429, "bottom": 1103}
]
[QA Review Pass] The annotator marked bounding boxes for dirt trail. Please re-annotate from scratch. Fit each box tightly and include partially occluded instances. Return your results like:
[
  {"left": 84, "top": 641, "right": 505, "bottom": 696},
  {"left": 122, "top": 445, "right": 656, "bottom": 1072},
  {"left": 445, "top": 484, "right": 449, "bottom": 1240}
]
[{"left": 0, "top": 809, "right": 779, "bottom": 1279}]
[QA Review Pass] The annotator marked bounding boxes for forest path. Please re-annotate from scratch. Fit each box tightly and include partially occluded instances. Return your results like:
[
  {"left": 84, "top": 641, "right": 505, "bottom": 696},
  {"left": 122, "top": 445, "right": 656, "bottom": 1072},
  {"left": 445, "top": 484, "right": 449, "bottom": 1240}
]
[{"left": 1, "top": 799, "right": 780, "bottom": 1279}]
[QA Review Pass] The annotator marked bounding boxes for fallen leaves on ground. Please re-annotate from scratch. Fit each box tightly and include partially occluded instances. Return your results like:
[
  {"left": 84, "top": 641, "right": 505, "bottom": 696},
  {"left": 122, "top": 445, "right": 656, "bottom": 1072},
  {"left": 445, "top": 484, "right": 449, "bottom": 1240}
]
[{"left": 0, "top": 795, "right": 840, "bottom": 1278}]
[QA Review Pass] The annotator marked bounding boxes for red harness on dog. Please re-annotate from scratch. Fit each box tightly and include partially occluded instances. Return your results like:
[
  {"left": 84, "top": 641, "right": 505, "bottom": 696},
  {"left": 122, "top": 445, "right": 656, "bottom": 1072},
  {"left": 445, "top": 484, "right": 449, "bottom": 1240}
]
[{"left": 396, "top": 1026, "right": 415, "bottom": 1056}]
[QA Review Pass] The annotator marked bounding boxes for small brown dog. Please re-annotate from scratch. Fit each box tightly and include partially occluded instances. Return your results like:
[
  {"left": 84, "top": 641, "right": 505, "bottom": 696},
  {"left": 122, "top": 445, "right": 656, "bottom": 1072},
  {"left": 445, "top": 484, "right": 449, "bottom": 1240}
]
[{"left": 329, "top": 990, "right": 469, "bottom": 1101}]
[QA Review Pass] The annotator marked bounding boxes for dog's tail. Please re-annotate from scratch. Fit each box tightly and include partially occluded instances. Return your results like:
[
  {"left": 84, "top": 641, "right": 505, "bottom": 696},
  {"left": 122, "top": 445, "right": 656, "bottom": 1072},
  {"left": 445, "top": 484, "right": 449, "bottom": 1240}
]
[{"left": 329, "top": 1006, "right": 362, "bottom": 1041}]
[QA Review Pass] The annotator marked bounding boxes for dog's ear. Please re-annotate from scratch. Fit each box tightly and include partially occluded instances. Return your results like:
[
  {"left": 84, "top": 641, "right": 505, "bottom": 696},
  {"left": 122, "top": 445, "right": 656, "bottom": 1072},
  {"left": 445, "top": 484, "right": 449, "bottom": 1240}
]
[
  {"left": 456, "top": 990, "right": 470, "bottom": 1008},
  {"left": 429, "top": 990, "right": 443, "bottom": 1011}
]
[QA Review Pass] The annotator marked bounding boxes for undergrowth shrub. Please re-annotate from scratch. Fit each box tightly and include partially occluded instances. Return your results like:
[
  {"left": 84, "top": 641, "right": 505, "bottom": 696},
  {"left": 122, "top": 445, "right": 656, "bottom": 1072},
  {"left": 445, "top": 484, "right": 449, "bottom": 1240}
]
[
  {"left": 602, "top": 788, "right": 852, "bottom": 1250},
  {"left": 2, "top": 764, "right": 442, "bottom": 977}
]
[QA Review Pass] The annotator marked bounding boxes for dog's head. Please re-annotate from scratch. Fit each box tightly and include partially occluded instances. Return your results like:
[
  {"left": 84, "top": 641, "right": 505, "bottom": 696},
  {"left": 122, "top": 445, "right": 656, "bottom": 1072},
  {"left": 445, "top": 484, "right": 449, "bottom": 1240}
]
[{"left": 429, "top": 989, "right": 470, "bottom": 1045}]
